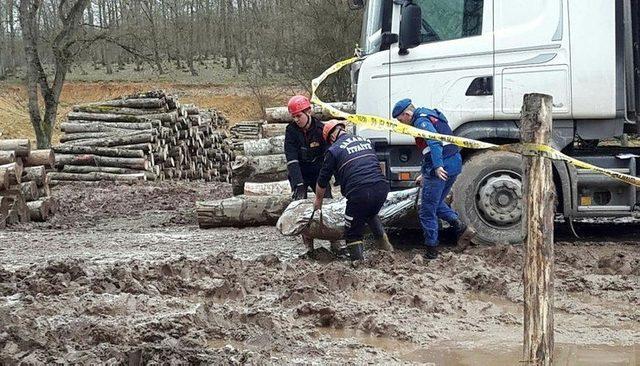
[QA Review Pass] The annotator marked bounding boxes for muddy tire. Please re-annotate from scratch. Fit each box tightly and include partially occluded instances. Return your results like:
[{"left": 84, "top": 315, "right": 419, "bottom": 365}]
[{"left": 451, "top": 151, "right": 524, "bottom": 245}]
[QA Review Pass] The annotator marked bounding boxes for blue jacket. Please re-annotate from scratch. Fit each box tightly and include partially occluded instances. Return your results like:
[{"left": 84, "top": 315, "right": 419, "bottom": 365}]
[
  {"left": 317, "top": 133, "right": 387, "bottom": 198},
  {"left": 411, "top": 107, "right": 460, "bottom": 170}
]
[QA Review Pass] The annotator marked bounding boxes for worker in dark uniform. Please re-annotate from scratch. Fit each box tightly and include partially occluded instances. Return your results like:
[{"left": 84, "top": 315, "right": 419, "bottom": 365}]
[
  {"left": 393, "top": 98, "right": 476, "bottom": 260},
  {"left": 285, "top": 95, "right": 341, "bottom": 256},
  {"left": 314, "top": 120, "right": 393, "bottom": 261}
]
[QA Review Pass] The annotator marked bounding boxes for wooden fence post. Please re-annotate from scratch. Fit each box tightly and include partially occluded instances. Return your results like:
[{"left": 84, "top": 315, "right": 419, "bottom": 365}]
[{"left": 520, "top": 93, "right": 555, "bottom": 366}]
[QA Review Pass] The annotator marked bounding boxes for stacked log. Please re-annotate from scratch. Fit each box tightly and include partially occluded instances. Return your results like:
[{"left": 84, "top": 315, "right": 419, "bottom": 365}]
[
  {"left": 229, "top": 121, "right": 263, "bottom": 154},
  {"left": 53, "top": 91, "right": 234, "bottom": 183},
  {"left": 0, "top": 139, "right": 57, "bottom": 227}
]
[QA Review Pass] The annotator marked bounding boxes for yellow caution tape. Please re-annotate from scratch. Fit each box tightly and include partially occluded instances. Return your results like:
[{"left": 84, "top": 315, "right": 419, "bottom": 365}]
[{"left": 311, "top": 57, "right": 640, "bottom": 188}]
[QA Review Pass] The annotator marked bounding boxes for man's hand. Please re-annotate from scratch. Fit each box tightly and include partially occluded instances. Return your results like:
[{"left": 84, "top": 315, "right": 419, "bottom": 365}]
[
  {"left": 292, "top": 185, "right": 306, "bottom": 200},
  {"left": 415, "top": 174, "right": 423, "bottom": 187},
  {"left": 313, "top": 197, "right": 323, "bottom": 211},
  {"left": 435, "top": 167, "right": 449, "bottom": 181}
]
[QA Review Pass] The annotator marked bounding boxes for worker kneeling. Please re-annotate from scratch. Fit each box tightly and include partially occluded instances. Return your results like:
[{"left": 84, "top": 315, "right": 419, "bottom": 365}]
[
  {"left": 313, "top": 121, "right": 393, "bottom": 261},
  {"left": 393, "top": 98, "right": 476, "bottom": 260}
]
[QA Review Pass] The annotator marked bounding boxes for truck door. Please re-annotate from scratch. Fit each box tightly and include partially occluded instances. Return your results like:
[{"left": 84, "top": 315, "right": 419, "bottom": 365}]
[{"left": 388, "top": 0, "right": 495, "bottom": 137}]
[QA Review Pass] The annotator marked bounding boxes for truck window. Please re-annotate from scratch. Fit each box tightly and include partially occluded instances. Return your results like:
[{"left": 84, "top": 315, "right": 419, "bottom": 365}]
[{"left": 415, "top": 0, "right": 484, "bottom": 43}]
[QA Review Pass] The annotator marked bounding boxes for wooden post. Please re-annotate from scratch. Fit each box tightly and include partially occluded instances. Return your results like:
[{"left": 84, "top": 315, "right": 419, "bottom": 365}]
[{"left": 520, "top": 93, "right": 555, "bottom": 366}]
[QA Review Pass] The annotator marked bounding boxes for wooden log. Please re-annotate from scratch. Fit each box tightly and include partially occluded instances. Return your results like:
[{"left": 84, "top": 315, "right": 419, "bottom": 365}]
[
  {"left": 27, "top": 199, "right": 50, "bottom": 221},
  {"left": 75, "top": 97, "right": 166, "bottom": 109},
  {"left": 0, "top": 151, "right": 15, "bottom": 165},
  {"left": 67, "top": 132, "right": 156, "bottom": 147},
  {"left": 17, "top": 181, "right": 38, "bottom": 202},
  {"left": 60, "top": 130, "right": 157, "bottom": 143},
  {"left": 72, "top": 106, "right": 168, "bottom": 115},
  {"left": 264, "top": 102, "right": 355, "bottom": 123},
  {"left": 62, "top": 165, "right": 148, "bottom": 175},
  {"left": 0, "top": 139, "right": 31, "bottom": 157},
  {"left": 521, "top": 93, "right": 555, "bottom": 366},
  {"left": 0, "top": 196, "right": 9, "bottom": 229},
  {"left": 21, "top": 166, "right": 47, "bottom": 186},
  {"left": 197, "top": 195, "right": 292, "bottom": 229},
  {"left": 67, "top": 112, "right": 148, "bottom": 122},
  {"left": 61, "top": 122, "right": 155, "bottom": 133},
  {"left": 0, "top": 161, "right": 23, "bottom": 186},
  {"left": 231, "top": 155, "right": 288, "bottom": 194},
  {"left": 244, "top": 180, "right": 292, "bottom": 196},
  {"left": 243, "top": 136, "right": 285, "bottom": 156},
  {"left": 112, "top": 144, "right": 153, "bottom": 152},
  {"left": 53, "top": 145, "right": 145, "bottom": 158},
  {"left": 23, "top": 149, "right": 54, "bottom": 168},
  {"left": 1, "top": 190, "right": 30, "bottom": 224},
  {"left": 68, "top": 119, "right": 162, "bottom": 127},
  {"left": 261, "top": 123, "right": 287, "bottom": 138},
  {"left": 48, "top": 172, "right": 147, "bottom": 182},
  {"left": 55, "top": 154, "right": 149, "bottom": 170}
]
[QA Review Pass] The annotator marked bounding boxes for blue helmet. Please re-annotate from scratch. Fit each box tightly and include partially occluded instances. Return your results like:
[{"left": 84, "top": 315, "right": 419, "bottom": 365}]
[{"left": 392, "top": 98, "right": 412, "bottom": 118}]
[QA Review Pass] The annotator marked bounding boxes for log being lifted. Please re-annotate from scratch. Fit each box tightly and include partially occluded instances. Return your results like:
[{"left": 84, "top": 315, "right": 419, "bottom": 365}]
[
  {"left": 0, "top": 151, "right": 15, "bottom": 165},
  {"left": 0, "top": 139, "right": 31, "bottom": 157},
  {"left": 23, "top": 149, "right": 54, "bottom": 168},
  {"left": 55, "top": 154, "right": 149, "bottom": 170},
  {"left": 264, "top": 102, "right": 355, "bottom": 123},
  {"left": 243, "top": 136, "right": 285, "bottom": 156},
  {"left": 244, "top": 180, "right": 292, "bottom": 196},
  {"left": 61, "top": 122, "right": 156, "bottom": 133},
  {"left": 53, "top": 145, "right": 145, "bottom": 158},
  {"left": 197, "top": 195, "right": 292, "bottom": 229},
  {"left": 48, "top": 172, "right": 147, "bottom": 182}
]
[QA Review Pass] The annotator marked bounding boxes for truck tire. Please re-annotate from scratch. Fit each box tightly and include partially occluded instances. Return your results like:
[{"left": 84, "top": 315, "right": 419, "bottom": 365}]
[{"left": 451, "top": 150, "right": 524, "bottom": 245}]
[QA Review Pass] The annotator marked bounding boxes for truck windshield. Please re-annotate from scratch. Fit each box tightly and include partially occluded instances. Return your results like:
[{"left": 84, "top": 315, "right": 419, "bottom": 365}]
[{"left": 360, "top": 0, "right": 385, "bottom": 55}]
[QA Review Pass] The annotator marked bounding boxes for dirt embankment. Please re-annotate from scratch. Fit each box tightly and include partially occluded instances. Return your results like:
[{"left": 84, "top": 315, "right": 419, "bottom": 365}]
[{"left": 0, "top": 183, "right": 638, "bottom": 364}]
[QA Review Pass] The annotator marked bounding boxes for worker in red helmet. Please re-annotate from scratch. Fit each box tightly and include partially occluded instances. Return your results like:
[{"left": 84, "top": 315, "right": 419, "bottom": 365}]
[
  {"left": 285, "top": 95, "right": 342, "bottom": 257},
  {"left": 314, "top": 120, "right": 393, "bottom": 262}
]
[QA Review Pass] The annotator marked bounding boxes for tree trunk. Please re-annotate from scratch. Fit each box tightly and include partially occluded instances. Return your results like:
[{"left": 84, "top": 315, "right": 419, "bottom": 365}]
[
  {"left": 197, "top": 195, "right": 292, "bottom": 229},
  {"left": 521, "top": 93, "right": 555, "bottom": 366}
]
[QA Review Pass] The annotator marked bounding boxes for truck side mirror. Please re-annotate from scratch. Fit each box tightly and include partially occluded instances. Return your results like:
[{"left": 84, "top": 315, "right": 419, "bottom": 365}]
[
  {"left": 399, "top": 3, "right": 422, "bottom": 55},
  {"left": 348, "top": 0, "right": 364, "bottom": 10}
]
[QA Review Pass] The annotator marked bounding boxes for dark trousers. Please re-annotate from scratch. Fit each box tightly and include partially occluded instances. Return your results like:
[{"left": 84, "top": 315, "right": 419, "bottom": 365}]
[{"left": 344, "top": 181, "right": 389, "bottom": 244}]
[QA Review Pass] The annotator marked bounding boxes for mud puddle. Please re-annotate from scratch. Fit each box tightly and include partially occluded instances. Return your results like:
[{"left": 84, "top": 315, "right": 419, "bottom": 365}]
[{"left": 316, "top": 327, "right": 638, "bottom": 365}]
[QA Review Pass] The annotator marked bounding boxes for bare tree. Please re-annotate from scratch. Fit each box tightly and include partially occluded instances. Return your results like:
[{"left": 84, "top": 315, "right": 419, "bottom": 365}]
[{"left": 18, "top": 0, "right": 91, "bottom": 148}]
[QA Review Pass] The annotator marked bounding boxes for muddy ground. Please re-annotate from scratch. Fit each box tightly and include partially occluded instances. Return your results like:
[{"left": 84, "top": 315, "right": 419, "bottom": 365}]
[{"left": 0, "top": 182, "right": 638, "bottom": 365}]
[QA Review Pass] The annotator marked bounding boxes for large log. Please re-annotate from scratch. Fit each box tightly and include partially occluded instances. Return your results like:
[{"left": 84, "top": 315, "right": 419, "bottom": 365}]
[
  {"left": 244, "top": 181, "right": 292, "bottom": 196},
  {"left": 67, "top": 132, "right": 156, "bottom": 147},
  {"left": 55, "top": 154, "right": 149, "bottom": 170},
  {"left": 53, "top": 145, "right": 145, "bottom": 158},
  {"left": 23, "top": 149, "right": 54, "bottom": 168},
  {"left": 48, "top": 172, "right": 147, "bottom": 182},
  {"left": 0, "top": 151, "right": 15, "bottom": 165},
  {"left": 197, "top": 195, "right": 292, "bottom": 229},
  {"left": 264, "top": 102, "right": 355, "bottom": 123},
  {"left": 72, "top": 106, "right": 168, "bottom": 115},
  {"left": 0, "top": 139, "right": 31, "bottom": 157},
  {"left": 75, "top": 97, "right": 166, "bottom": 109},
  {"left": 21, "top": 166, "right": 47, "bottom": 186},
  {"left": 61, "top": 122, "right": 155, "bottom": 133},
  {"left": 62, "top": 165, "right": 158, "bottom": 179},
  {"left": 0, "top": 161, "right": 23, "bottom": 186},
  {"left": 243, "top": 136, "right": 285, "bottom": 156},
  {"left": 60, "top": 130, "right": 157, "bottom": 143},
  {"left": 231, "top": 154, "right": 289, "bottom": 195},
  {"left": 1, "top": 190, "right": 30, "bottom": 224},
  {"left": 16, "top": 181, "right": 38, "bottom": 202},
  {"left": 68, "top": 119, "right": 162, "bottom": 127},
  {"left": 261, "top": 123, "right": 287, "bottom": 138},
  {"left": 67, "top": 112, "right": 148, "bottom": 122},
  {"left": 26, "top": 197, "right": 57, "bottom": 222}
]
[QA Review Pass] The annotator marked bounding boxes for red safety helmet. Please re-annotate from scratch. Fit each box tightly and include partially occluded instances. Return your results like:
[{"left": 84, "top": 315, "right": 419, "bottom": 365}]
[
  {"left": 323, "top": 120, "right": 346, "bottom": 143},
  {"left": 287, "top": 95, "right": 312, "bottom": 116}
]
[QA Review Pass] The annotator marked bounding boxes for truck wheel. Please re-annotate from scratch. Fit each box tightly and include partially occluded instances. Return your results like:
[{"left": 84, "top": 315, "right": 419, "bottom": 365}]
[{"left": 451, "top": 151, "right": 524, "bottom": 245}]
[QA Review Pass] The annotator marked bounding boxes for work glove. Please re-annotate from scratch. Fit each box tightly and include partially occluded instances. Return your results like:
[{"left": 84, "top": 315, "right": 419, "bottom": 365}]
[{"left": 292, "top": 184, "right": 307, "bottom": 200}]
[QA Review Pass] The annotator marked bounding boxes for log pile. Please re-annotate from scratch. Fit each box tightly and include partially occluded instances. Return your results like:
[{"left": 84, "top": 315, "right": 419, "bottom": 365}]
[
  {"left": 0, "top": 139, "right": 57, "bottom": 228},
  {"left": 53, "top": 91, "right": 234, "bottom": 183},
  {"left": 228, "top": 121, "right": 263, "bottom": 154}
]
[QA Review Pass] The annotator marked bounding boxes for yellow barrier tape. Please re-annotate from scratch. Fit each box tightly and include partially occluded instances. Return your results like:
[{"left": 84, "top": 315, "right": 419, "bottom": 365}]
[{"left": 311, "top": 57, "right": 640, "bottom": 188}]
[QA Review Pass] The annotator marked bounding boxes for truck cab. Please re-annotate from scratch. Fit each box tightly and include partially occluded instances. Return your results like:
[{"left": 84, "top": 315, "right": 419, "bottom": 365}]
[{"left": 351, "top": 0, "right": 640, "bottom": 244}]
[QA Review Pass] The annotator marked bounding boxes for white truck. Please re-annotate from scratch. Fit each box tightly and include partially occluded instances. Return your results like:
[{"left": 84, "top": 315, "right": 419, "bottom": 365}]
[{"left": 348, "top": 0, "right": 640, "bottom": 244}]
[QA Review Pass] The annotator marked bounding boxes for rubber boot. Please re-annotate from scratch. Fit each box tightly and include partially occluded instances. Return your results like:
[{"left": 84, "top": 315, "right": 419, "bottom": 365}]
[
  {"left": 452, "top": 219, "right": 476, "bottom": 250},
  {"left": 424, "top": 246, "right": 439, "bottom": 260},
  {"left": 330, "top": 240, "right": 349, "bottom": 259},
  {"left": 347, "top": 241, "right": 364, "bottom": 261},
  {"left": 374, "top": 233, "right": 394, "bottom": 252}
]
